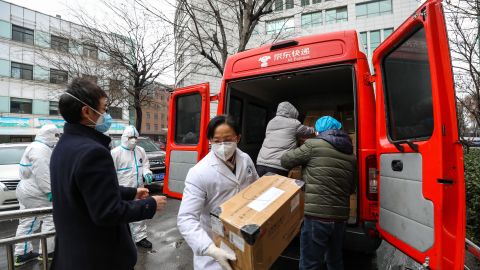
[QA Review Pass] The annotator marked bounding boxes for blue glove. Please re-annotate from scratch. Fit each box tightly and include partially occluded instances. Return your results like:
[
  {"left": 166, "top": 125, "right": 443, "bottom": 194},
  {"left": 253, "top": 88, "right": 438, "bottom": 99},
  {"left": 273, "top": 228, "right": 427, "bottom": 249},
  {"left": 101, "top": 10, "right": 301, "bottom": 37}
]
[
  {"left": 47, "top": 192, "right": 52, "bottom": 202},
  {"left": 145, "top": 173, "right": 153, "bottom": 185}
]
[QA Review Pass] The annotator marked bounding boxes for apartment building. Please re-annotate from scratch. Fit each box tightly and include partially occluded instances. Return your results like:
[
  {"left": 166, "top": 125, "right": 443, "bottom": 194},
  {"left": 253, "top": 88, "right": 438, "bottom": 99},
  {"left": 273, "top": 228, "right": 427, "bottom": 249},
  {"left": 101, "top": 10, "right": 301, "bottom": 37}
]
[{"left": 140, "top": 84, "right": 173, "bottom": 142}]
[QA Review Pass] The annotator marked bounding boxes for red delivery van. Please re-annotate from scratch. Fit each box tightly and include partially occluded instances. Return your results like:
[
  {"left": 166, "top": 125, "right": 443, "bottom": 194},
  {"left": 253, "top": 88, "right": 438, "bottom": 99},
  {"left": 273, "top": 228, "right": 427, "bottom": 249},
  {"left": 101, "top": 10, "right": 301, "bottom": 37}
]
[{"left": 164, "top": 0, "right": 466, "bottom": 269}]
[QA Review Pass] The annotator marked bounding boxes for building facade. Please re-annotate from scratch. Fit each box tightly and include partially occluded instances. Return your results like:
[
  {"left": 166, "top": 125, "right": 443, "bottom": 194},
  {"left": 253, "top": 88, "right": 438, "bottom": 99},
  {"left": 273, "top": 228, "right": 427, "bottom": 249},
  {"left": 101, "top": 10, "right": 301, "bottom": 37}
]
[
  {"left": 140, "top": 84, "right": 172, "bottom": 142},
  {"left": 175, "top": 0, "right": 420, "bottom": 95},
  {"left": 0, "top": 0, "right": 130, "bottom": 143}
]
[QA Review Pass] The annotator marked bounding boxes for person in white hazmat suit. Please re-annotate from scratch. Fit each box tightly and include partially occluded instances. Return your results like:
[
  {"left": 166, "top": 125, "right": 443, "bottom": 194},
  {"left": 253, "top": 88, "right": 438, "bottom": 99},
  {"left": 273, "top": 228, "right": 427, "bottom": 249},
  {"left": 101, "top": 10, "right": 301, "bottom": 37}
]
[
  {"left": 111, "top": 125, "right": 155, "bottom": 249},
  {"left": 14, "top": 124, "right": 60, "bottom": 266},
  {"left": 177, "top": 115, "right": 259, "bottom": 270}
]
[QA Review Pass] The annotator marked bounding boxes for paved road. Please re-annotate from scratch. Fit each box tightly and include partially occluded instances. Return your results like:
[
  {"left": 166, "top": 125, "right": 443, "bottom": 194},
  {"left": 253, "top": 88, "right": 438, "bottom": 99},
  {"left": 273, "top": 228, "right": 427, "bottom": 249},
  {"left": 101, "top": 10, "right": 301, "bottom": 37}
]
[{"left": 1, "top": 197, "right": 478, "bottom": 270}]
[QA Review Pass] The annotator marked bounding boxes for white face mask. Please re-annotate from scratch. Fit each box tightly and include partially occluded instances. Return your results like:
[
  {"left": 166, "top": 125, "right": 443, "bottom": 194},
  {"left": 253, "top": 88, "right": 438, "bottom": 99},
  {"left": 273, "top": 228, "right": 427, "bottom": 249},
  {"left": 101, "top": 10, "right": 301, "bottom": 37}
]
[
  {"left": 127, "top": 138, "right": 137, "bottom": 150},
  {"left": 211, "top": 142, "right": 237, "bottom": 161}
]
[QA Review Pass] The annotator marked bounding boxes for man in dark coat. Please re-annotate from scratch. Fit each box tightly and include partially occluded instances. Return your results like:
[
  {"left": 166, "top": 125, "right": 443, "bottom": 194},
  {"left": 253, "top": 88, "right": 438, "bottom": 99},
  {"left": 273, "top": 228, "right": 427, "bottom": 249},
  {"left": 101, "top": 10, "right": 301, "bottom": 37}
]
[
  {"left": 281, "top": 116, "right": 356, "bottom": 270},
  {"left": 50, "top": 78, "right": 167, "bottom": 270}
]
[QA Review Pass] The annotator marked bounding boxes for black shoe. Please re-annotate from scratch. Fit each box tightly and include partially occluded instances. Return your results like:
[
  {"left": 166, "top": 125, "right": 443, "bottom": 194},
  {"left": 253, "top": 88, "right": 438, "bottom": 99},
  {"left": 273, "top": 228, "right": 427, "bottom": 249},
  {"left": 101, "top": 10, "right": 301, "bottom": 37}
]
[
  {"left": 136, "top": 238, "right": 153, "bottom": 249},
  {"left": 14, "top": 251, "right": 39, "bottom": 266},
  {"left": 38, "top": 252, "right": 54, "bottom": 261}
]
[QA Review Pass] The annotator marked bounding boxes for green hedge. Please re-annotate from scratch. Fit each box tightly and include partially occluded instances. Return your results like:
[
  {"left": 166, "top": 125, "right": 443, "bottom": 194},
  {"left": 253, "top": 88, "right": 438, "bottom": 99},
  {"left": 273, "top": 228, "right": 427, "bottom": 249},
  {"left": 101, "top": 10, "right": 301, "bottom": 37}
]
[{"left": 465, "top": 148, "right": 480, "bottom": 244}]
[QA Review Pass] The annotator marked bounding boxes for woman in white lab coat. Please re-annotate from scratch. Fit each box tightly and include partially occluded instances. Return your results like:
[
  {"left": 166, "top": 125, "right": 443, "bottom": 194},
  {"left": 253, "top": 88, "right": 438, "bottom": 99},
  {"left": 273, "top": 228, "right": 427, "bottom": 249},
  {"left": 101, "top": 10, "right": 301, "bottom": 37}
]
[{"left": 177, "top": 115, "right": 259, "bottom": 270}]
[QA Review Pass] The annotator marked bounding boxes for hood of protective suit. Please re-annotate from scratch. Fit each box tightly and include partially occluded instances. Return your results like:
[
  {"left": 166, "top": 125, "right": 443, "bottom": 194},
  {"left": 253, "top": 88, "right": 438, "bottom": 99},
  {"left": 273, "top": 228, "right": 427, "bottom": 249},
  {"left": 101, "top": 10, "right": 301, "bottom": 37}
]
[
  {"left": 35, "top": 124, "right": 60, "bottom": 148},
  {"left": 121, "top": 125, "right": 139, "bottom": 148},
  {"left": 276, "top": 101, "right": 299, "bottom": 119}
]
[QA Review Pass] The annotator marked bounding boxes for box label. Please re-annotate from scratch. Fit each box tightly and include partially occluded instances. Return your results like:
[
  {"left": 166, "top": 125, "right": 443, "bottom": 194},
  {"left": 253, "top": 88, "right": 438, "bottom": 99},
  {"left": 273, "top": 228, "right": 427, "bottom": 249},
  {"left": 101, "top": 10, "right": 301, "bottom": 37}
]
[
  {"left": 247, "top": 187, "right": 285, "bottom": 212},
  {"left": 211, "top": 216, "right": 224, "bottom": 237},
  {"left": 229, "top": 231, "right": 245, "bottom": 252},
  {"left": 291, "top": 193, "right": 300, "bottom": 212}
]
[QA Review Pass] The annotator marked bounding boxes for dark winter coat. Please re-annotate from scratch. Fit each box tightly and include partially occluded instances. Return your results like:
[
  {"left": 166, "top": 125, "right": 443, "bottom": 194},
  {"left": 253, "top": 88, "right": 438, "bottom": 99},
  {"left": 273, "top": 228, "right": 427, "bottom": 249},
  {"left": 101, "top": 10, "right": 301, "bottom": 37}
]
[
  {"left": 281, "top": 129, "right": 356, "bottom": 220},
  {"left": 50, "top": 123, "right": 157, "bottom": 270}
]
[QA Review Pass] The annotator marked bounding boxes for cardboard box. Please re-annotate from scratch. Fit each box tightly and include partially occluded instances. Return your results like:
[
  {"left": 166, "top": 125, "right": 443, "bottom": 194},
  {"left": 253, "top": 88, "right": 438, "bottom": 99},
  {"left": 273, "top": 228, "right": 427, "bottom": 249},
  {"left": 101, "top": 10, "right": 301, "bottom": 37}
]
[
  {"left": 303, "top": 110, "right": 337, "bottom": 127},
  {"left": 349, "top": 133, "right": 356, "bottom": 152},
  {"left": 210, "top": 175, "right": 305, "bottom": 270},
  {"left": 339, "top": 110, "right": 355, "bottom": 133}
]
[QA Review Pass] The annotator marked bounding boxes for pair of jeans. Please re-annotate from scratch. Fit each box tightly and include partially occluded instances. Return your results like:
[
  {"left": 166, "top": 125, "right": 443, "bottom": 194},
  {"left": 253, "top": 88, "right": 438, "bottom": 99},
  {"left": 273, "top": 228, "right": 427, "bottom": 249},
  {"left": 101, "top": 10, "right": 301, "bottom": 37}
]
[
  {"left": 299, "top": 216, "right": 346, "bottom": 270},
  {"left": 256, "top": 165, "right": 289, "bottom": 177}
]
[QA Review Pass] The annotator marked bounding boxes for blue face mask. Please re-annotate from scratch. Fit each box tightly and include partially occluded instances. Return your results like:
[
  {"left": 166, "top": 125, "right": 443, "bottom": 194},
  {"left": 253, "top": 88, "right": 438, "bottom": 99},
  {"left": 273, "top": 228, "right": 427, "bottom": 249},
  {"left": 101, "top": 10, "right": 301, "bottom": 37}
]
[{"left": 65, "top": 92, "right": 113, "bottom": 133}]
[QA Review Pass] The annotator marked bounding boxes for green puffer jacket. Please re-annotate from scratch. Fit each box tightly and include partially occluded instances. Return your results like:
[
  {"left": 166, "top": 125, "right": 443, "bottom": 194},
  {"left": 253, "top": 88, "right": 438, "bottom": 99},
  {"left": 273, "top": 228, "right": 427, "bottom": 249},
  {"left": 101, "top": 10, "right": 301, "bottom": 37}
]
[{"left": 281, "top": 129, "right": 356, "bottom": 220}]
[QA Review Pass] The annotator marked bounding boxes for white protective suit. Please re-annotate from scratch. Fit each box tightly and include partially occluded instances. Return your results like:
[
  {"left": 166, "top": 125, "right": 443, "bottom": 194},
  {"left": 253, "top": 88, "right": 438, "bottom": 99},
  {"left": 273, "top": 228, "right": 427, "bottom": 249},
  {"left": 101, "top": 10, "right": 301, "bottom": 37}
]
[
  {"left": 14, "top": 124, "right": 59, "bottom": 256},
  {"left": 177, "top": 149, "right": 259, "bottom": 270},
  {"left": 111, "top": 126, "right": 152, "bottom": 243}
]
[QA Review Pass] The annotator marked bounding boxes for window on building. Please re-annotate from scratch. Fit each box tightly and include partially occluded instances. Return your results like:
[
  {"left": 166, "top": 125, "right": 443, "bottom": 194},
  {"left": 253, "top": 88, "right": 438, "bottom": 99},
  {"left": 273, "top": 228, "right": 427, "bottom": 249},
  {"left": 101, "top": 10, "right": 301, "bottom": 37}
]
[
  {"left": 370, "top": 30, "right": 381, "bottom": 53},
  {"left": 301, "top": 0, "right": 310, "bottom": 6},
  {"left": 147, "top": 112, "right": 151, "bottom": 119},
  {"left": 11, "top": 62, "right": 33, "bottom": 80},
  {"left": 312, "top": 0, "right": 321, "bottom": 3},
  {"left": 285, "top": 0, "right": 294, "bottom": 9},
  {"left": 302, "top": 11, "right": 322, "bottom": 28},
  {"left": 154, "top": 124, "right": 158, "bottom": 131},
  {"left": 82, "top": 74, "right": 98, "bottom": 84},
  {"left": 146, "top": 123, "right": 151, "bottom": 131},
  {"left": 325, "top": 6, "right": 348, "bottom": 24},
  {"left": 384, "top": 28, "right": 394, "bottom": 39},
  {"left": 50, "top": 69, "right": 68, "bottom": 84},
  {"left": 356, "top": 0, "right": 392, "bottom": 18},
  {"left": 266, "top": 17, "right": 295, "bottom": 35},
  {"left": 12, "top": 25, "right": 34, "bottom": 45},
  {"left": 51, "top": 35, "right": 69, "bottom": 52},
  {"left": 109, "top": 107, "right": 123, "bottom": 119},
  {"left": 83, "top": 44, "right": 98, "bottom": 59},
  {"left": 10, "top": 98, "right": 32, "bottom": 114},
  {"left": 360, "top": 32, "right": 368, "bottom": 52},
  {"left": 274, "top": 0, "right": 283, "bottom": 11},
  {"left": 154, "top": 113, "right": 158, "bottom": 120},
  {"left": 49, "top": 101, "right": 59, "bottom": 115}
]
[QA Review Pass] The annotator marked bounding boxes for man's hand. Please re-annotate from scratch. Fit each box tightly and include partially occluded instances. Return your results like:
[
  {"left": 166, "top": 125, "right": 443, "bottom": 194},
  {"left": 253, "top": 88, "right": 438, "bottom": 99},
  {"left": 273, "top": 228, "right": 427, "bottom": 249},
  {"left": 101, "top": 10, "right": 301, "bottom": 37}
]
[
  {"left": 152, "top": 195, "right": 167, "bottom": 211},
  {"left": 204, "top": 244, "right": 236, "bottom": 270},
  {"left": 135, "top": 188, "right": 149, "bottom": 200}
]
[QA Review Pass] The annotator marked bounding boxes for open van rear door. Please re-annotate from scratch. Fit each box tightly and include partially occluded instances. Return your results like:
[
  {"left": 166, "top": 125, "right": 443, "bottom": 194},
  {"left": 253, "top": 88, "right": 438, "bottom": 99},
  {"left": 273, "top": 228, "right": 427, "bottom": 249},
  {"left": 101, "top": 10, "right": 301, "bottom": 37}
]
[
  {"left": 372, "top": 0, "right": 465, "bottom": 269},
  {"left": 163, "top": 83, "right": 210, "bottom": 199}
]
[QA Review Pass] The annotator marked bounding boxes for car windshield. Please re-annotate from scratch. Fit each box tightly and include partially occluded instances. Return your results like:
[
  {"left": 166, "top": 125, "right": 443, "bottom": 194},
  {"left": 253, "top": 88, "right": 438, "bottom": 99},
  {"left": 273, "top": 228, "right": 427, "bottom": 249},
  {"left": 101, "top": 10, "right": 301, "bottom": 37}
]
[
  {"left": 0, "top": 146, "right": 27, "bottom": 165},
  {"left": 138, "top": 139, "right": 160, "bottom": 152},
  {"left": 111, "top": 138, "right": 160, "bottom": 152}
]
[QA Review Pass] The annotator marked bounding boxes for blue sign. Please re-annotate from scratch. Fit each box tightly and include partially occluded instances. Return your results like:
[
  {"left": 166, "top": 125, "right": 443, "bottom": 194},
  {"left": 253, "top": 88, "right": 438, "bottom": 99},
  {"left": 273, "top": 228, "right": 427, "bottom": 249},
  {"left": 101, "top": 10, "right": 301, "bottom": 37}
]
[
  {"left": 0, "top": 117, "right": 31, "bottom": 128},
  {"left": 38, "top": 118, "right": 65, "bottom": 128}
]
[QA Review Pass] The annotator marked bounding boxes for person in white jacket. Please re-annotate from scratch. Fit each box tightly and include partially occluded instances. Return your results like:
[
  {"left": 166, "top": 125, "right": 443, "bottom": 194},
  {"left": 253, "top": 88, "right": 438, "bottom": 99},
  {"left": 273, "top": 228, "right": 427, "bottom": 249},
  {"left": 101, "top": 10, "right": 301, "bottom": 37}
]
[
  {"left": 177, "top": 115, "right": 259, "bottom": 270},
  {"left": 111, "top": 125, "right": 154, "bottom": 249},
  {"left": 14, "top": 124, "right": 60, "bottom": 266}
]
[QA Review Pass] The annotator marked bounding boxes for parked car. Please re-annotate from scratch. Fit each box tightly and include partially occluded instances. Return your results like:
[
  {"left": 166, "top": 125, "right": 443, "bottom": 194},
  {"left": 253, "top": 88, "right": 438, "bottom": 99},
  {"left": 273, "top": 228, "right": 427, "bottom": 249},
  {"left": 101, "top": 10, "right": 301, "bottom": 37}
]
[
  {"left": 0, "top": 143, "right": 29, "bottom": 210},
  {"left": 110, "top": 137, "right": 166, "bottom": 190}
]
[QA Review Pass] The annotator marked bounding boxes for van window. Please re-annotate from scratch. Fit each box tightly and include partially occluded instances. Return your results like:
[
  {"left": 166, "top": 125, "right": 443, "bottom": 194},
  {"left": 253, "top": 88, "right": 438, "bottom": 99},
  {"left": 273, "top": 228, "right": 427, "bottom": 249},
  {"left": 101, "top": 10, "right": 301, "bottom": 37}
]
[
  {"left": 229, "top": 96, "right": 243, "bottom": 128},
  {"left": 245, "top": 103, "right": 267, "bottom": 143},
  {"left": 382, "top": 27, "right": 433, "bottom": 141},
  {"left": 175, "top": 93, "right": 201, "bottom": 144}
]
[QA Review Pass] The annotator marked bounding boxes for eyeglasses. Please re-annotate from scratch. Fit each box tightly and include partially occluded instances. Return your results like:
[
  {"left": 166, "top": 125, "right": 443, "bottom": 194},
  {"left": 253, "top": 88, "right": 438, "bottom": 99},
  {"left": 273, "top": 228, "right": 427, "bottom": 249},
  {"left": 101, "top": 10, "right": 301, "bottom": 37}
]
[{"left": 211, "top": 137, "right": 238, "bottom": 144}]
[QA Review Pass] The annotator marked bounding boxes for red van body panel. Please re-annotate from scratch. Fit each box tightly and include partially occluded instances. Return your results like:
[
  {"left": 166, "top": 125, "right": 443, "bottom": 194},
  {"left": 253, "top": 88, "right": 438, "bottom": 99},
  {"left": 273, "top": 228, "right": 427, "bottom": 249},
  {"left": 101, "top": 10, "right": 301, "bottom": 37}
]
[{"left": 373, "top": 0, "right": 465, "bottom": 269}]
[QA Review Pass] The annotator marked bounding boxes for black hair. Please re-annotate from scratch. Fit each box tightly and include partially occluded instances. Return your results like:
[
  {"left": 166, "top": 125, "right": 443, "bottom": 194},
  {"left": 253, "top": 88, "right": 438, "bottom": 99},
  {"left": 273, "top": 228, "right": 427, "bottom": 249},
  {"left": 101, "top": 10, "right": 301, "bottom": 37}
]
[
  {"left": 207, "top": 115, "right": 240, "bottom": 140},
  {"left": 59, "top": 77, "right": 108, "bottom": 124}
]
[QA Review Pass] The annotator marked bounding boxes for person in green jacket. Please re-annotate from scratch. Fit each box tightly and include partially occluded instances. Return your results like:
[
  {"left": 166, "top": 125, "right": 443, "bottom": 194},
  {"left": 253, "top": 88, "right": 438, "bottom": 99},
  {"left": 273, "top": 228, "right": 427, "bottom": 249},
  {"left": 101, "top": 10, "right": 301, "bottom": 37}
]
[{"left": 281, "top": 116, "right": 356, "bottom": 270}]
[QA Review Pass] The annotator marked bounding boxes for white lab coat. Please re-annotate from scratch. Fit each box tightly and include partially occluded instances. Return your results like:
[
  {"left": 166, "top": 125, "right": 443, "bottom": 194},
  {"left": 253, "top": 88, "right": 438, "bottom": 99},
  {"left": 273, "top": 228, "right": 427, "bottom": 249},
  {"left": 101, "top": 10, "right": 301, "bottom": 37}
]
[{"left": 177, "top": 149, "right": 259, "bottom": 270}]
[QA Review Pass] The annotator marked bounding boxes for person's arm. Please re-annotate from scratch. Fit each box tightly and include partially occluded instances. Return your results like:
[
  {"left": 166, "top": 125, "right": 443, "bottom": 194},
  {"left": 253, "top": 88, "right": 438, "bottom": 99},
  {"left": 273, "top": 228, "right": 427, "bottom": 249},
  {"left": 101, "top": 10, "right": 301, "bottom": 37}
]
[
  {"left": 140, "top": 148, "right": 152, "bottom": 177},
  {"left": 295, "top": 121, "right": 315, "bottom": 139},
  {"left": 76, "top": 147, "right": 157, "bottom": 226},
  {"left": 177, "top": 170, "right": 213, "bottom": 256},
  {"left": 31, "top": 146, "right": 52, "bottom": 195},
  {"left": 119, "top": 186, "right": 137, "bottom": 200},
  {"left": 281, "top": 142, "right": 312, "bottom": 170}
]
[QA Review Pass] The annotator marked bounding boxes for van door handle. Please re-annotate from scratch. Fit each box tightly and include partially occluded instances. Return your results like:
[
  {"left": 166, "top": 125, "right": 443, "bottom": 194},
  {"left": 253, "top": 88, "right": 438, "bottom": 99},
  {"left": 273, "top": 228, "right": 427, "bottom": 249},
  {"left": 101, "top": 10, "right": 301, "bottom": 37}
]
[{"left": 391, "top": 160, "right": 403, "bottom": 172}]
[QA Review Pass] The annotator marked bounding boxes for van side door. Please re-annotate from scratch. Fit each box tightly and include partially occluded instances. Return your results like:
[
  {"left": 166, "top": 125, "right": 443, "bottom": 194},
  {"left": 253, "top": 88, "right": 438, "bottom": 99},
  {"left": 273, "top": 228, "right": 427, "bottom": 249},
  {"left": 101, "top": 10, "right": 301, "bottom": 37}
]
[
  {"left": 372, "top": 0, "right": 465, "bottom": 269},
  {"left": 163, "top": 83, "right": 210, "bottom": 199}
]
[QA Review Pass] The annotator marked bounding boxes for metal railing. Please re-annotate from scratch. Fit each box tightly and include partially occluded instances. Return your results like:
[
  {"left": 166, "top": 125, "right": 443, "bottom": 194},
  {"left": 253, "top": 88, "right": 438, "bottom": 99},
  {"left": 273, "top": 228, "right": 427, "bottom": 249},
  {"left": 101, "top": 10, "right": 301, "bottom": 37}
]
[{"left": 0, "top": 207, "right": 54, "bottom": 270}]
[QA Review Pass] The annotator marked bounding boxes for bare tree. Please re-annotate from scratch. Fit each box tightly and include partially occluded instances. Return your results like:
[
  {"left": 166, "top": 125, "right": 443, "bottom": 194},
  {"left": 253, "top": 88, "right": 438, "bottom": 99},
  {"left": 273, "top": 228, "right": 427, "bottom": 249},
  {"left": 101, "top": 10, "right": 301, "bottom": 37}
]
[
  {"left": 38, "top": 0, "right": 174, "bottom": 130},
  {"left": 445, "top": 0, "right": 480, "bottom": 141}
]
